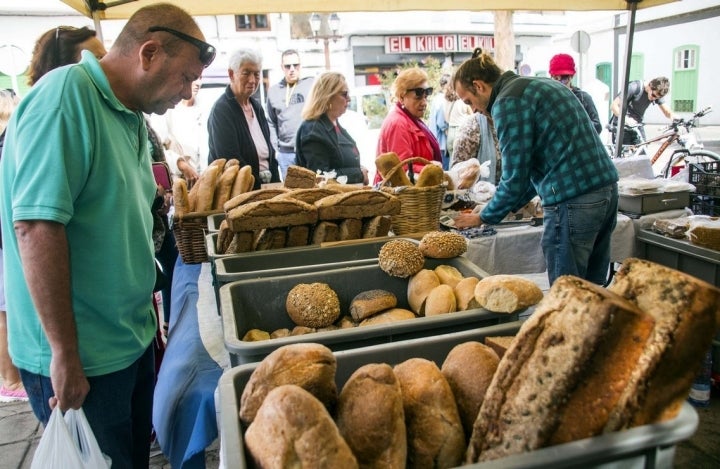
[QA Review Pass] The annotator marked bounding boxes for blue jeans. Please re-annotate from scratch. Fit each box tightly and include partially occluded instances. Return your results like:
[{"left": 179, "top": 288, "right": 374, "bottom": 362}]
[
  {"left": 20, "top": 344, "right": 155, "bottom": 469},
  {"left": 276, "top": 151, "right": 297, "bottom": 181},
  {"left": 541, "top": 183, "right": 619, "bottom": 286}
]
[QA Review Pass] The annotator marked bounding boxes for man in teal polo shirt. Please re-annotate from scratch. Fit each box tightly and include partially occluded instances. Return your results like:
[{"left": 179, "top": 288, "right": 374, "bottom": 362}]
[{"left": 0, "top": 3, "right": 215, "bottom": 467}]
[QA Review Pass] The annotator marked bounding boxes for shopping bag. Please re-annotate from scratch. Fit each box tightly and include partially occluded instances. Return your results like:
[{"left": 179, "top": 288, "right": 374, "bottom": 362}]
[{"left": 31, "top": 407, "right": 111, "bottom": 469}]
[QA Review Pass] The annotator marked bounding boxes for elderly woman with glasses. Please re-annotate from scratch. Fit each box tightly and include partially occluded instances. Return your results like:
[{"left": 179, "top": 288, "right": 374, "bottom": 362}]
[
  {"left": 295, "top": 72, "right": 368, "bottom": 185},
  {"left": 374, "top": 67, "right": 443, "bottom": 184},
  {"left": 208, "top": 48, "right": 280, "bottom": 189}
]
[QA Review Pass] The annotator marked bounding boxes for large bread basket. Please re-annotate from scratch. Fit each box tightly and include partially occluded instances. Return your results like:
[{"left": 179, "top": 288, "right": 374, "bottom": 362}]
[
  {"left": 173, "top": 210, "right": 222, "bottom": 264},
  {"left": 379, "top": 156, "right": 446, "bottom": 235}
]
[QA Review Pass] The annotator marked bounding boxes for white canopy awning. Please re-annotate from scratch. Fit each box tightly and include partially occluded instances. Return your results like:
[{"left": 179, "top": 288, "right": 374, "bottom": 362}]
[{"left": 59, "top": 0, "right": 678, "bottom": 19}]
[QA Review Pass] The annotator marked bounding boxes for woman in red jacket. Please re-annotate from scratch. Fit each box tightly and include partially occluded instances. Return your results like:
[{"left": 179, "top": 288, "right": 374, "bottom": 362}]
[{"left": 374, "top": 67, "right": 442, "bottom": 184}]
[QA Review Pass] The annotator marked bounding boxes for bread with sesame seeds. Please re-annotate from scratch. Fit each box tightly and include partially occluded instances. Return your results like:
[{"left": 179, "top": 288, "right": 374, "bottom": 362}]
[
  {"left": 285, "top": 283, "right": 341, "bottom": 328},
  {"left": 419, "top": 231, "right": 468, "bottom": 258},
  {"left": 378, "top": 239, "right": 425, "bottom": 278}
]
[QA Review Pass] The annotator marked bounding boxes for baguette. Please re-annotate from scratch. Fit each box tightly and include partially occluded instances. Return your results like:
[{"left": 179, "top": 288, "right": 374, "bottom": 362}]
[
  {"left": 172, "top": 178, "right": 189, "bottom": 217},
  {"left": 195, "top": 165, "right": 220, "bottom": 212},
  {"left": 375, "top": 152, "right": 413, "bottom": 187},
  {"left": 230, "top": 164, "right": 254, "bottom": 199},
  {"left": 212, "top": 164, "right": 239, "bottom": 210},
  {"left": 415, "top": 163, "right": 445, "bottom": 187}
]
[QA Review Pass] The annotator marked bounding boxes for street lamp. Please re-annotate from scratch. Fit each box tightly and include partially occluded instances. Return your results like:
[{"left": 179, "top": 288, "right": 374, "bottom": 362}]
[{"left": 309, "top": 12, "right": 342, "bottom": 70}]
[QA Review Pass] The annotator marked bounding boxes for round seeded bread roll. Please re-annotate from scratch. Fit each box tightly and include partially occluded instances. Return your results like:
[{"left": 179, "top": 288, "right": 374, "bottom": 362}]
[
  {"left": 378, "top": 239, "right": 425, "bottom": 278},
  {"left": 419, "top": 231, "right": 468, "bottom": 258},
  {"left": 286, "top": 283, "right": 341, "bottom": 328}
]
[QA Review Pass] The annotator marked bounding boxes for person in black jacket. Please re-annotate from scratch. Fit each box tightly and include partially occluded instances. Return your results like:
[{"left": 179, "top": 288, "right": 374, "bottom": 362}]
[
  {"left": 548, "top": 54, "right": 602, "bottom": 135},
  {"left": 207, "top": 48, "right": 280, "bottom": 189},
  {"left": 296, "top": 72, "right": 368, "bottom": 185}
]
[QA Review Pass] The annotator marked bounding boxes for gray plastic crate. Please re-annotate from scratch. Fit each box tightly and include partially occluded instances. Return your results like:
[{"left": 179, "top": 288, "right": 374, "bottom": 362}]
[
  {"left": 207, "top": 212, "right": 225, "bottom": 233},
  {"left": 219, "top": 256, "right": 507, "bottom": 365},
  {"left": 636, "top": 229, "right": 720, "bottom": 286},
  {"left": 214, "top": 237, "right": 395, "bottom": 287},
  {"left": 218, "top": 322, "right": 699, "bottom": 469}
]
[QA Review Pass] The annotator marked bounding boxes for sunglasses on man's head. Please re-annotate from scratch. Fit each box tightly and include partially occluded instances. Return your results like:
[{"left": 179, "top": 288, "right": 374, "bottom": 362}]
[
  {"left": 408, "top": 87, "right": 433, "bottom": 99},
  {"left": 283, "top": 63, "right": 300, "bottom": 70},
  {"left": 650, "top": 89, "right": 665, "bottom": 99},
  {"left": 148, "top": 26, "right": 216, "bottom": 67}
]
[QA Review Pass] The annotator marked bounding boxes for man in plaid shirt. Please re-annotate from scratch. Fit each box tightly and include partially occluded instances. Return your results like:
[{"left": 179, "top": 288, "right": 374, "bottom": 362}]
[{"left": 452, "top": 48, "right": 618, "bottom": 286}]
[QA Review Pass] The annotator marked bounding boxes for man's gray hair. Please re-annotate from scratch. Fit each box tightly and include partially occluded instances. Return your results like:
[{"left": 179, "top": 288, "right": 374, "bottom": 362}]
[{"left": 228, "top": 48, "right": 262, "bottom": 71}]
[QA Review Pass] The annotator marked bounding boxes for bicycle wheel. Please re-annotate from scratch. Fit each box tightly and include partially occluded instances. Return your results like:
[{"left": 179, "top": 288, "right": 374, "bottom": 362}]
[{"left": 662, "top": 149, "right": 720, "bottom": 178}]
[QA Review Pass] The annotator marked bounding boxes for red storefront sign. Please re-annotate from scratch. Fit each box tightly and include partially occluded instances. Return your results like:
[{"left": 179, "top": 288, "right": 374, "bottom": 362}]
[{"left": 385, "top": 34, "right": 495, "bottom": 54}]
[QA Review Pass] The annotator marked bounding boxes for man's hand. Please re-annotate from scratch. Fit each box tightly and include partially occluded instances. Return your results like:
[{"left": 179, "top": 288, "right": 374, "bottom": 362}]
[
  {"left": 178, "top": 158, "right": 199, "bottom": 188},
  {"left": 453, "top": 212, "right": 482, "bottom": 230},
  {"left": 49, "top": 352, "right": 90, "bottom": 411}
]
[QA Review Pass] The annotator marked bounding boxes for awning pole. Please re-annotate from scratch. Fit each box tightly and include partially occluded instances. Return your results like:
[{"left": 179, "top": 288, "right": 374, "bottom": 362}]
[{"left": 614, "top": 0, "right": 641, "bottom": 158}]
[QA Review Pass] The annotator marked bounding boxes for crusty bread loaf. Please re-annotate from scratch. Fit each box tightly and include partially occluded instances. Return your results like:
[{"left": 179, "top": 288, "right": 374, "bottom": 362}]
[
  {"left": 290, "top": 326, "right": 316, "bottom": 336},
  {"left": 242, "top": 329, "right": 270, "bottom": 342},
  {"left": 474, "top": 274, "right": 544, "bottom": 313},
  {"left": 441, "top": 342, "right": 500, "bottom": 440},
  {"left": 415, "top": 163, "right": 445, "bottom": 187},
  {"left": 419, "top": 231, "right": 468, "bottom": 258},
  {"left": 284, "top": 165, "right": 317, "bottom": 189},
  {"left": 286, "top": 225, "right": 310, "bottom": 247},
  {"left": 339, "top": 218, "right": 363, "bottom": 241},
  {"left": 223, "top": 187, "right": 289, "bottom": 212},
  {"left": 362, "top": 215, "right": 392, "bottom": 239},
  {"left": 275, "top": 187, "right": 341, "bottom": 204},
  {"left": 212, "top": 164, "right": 239, "bottom": 210},
  {"left": 378, "top": 239, "right": 425, "bottom": 278},
  {"left": 311, "top": 221, "right": 340, "bottom": 244},
  {"left": 454, "top": 276, "right": 480, "bottom": 311},
  {"left": 270, "top": 328, "right": 290, "bottom": 339},
  {"left": 466, "top": 276, "right": 655, "bottom": 463},
  {"left": 230, "top": 164, "right": 254, "bottom": 199},
  {"left": 483, "top": 336, "right": 514, "bottom": 359},
  {"left": 225, "top": 231, "right": 254, "bottom": 254},
  {"left": 606, "top": 258, "right": 720, "bottom": 428},
  {"left": 315, "top": 190, "right": 401, "bottom": 220},
  {"left": 215, "top": 219, "right": 232, "bottom": 254},
  {"left": 286, "top": 283, "right": 341, "bottom": 328},
  {"left": 375, "top": 152, "right": 413, "bottom": 187},
  {"left": 423, "top": 284, "right": 457, "bottom": 316},
  {"left": 337, "top": 364, "right": 406, "bottom": 468},
  {"left": 359, "top": 308, "right": 416, "bottom": 326},
  {"left": 226, "top": 198, "right": 318, "bottom": 232},
  {"left": 195, "top": 164, "right": 220, "bottom": 211},
  {"left": 208, "top": 157, "right": 227, "bottom": 172},
  {"left": 349, "top": 289, "right": 397, "bottom": 322},
  {"left": 254, "top": 228, "right": 287, "bottom": 251},
  {"left": 245, "top": 385, "right": 358, "bottom": 469},
  {"left": 434, "top": 264, "right": 464, "bottom": 288},
  {"left": 239, "top": 343, "right": 337, "bottom": 426},
  {"left": 394, "top": 358, "right": 466, "bottom": 468},
  {"left": 407, "top": 269, "right": 441, "bottom": 315}
]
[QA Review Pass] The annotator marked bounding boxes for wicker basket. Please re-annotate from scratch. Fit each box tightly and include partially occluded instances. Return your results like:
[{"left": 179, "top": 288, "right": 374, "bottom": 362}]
[
  {"left": 379, "top": 157, "right": 446, "bottom": 235},
  {"left": 173, "top": 210, "right": 222, "bottom": 264}
]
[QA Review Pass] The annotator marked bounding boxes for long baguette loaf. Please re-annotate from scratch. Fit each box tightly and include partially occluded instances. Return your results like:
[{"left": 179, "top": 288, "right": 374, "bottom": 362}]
[
  {"left": 315, "top": 190, "right": 401, "bottom": 220},
  {"left": 467, "top": 275, "right": 655, "bottom": 463},
  {"left": 226, "top": 198, "right": 318, "bottom": 232}
]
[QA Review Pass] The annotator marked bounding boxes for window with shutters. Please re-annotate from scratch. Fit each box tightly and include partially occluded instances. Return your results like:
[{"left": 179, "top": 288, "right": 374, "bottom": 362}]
[{"left": 235, "top": 15, "right": 270, "bottom": 31}]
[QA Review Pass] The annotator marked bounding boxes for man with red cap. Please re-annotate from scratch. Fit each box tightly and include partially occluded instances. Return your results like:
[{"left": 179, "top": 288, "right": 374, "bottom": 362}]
[{"left": 549, "top": 53, "right": 602, "bottom": 134}]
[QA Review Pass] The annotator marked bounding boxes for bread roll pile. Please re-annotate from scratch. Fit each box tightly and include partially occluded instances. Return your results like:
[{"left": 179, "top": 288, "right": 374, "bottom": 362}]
[
  {"left": 214, "top": 167, "right": 401, "bottom": 254},
  {"left": 236, "top": 258, "right": 720, "bottom": 467},
  {"left": 173, "top": 158, "right": 255, "bottom": 218}
]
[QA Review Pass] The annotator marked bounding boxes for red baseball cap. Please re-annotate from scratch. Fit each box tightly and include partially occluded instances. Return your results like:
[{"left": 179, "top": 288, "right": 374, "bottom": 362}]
[{"left": 549, "top": 54, "right": 576, "bottom": 76}]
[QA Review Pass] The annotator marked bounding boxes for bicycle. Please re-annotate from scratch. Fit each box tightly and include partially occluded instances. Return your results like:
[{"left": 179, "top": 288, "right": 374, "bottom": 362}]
[{"left": 607, "top": 106, "right": 720, "bottom": 178}]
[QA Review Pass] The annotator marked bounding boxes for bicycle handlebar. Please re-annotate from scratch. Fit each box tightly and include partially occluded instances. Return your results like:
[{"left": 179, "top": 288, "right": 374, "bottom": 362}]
[{"left": 665, "top": 106, "right": 713, "bottom": 132}]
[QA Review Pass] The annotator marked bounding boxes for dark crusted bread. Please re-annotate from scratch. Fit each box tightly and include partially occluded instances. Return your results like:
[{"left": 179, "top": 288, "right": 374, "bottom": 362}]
[
  {"left": 253, "top": 228, "right": 287, "bottom": 251},
  {"left": 286, "top": 225, "right": 310, "bottom": 247},
  {"left": 245, "top": 385, "right": 358, "bottom": 468},
  {"left": 606, "top": 257, "right": 720, "bottom": 428},
  {"left": 349, "top": 289, "right": 398, "bottom": 322},
  {"left": 467, "top": 275, "right": 655, "bottom": 463},
  {"left": 226, "top": 198, "right": 318, "bottom": 232},
  {"left": 239, "top": 343, "right": 337, "bottom": 426},
  {"left": 394, "top": 358, "right": 466, "bottom": 468},
  {"left": 275, "top": 187, "right": 341, "bottom": 204},
  {"left": 337, "top": 364, "right": 406, "bottom": 468},
  {"left": 339, "top": 218, "right": 363, "bottom": 241},
  {"left": 362, "top": 215, "right": 392, "bottom": 238},
  {"left": 284, "top": 165, "right": 318, "bottom": 189},
  {"left": 222, "top": 187, "right": 289, "bottom": 212},
  {"left": 315, "top": 190, "right": 401, "bottom": 220},
  {"left": 378, "top": 239, "right": 425, "bottom": 278},
  {"left": 311, "top": 221, "right": 340, "bottom": 244}
]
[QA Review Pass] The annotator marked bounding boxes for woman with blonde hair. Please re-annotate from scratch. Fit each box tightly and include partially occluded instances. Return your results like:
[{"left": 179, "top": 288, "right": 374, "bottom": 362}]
[
  {"left": 296, "top": 72, "right": 368, "bottom": 184},
  {"left": 375, "top": 67, "right": 442, "bottom": 183}
]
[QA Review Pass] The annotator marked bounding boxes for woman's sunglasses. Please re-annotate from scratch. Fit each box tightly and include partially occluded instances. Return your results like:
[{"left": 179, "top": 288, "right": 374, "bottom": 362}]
[
  {"left": 148, "top": 26, "right": 216, "bottom": 68},
  {"left": 408, "top": 87, "right": 434, "bottom": 99}
]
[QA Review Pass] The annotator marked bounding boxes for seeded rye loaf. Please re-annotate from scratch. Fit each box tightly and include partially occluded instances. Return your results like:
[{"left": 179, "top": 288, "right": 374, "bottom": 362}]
[
  {"left": 226, "top": 198, "right": 318, "bottom": 232},
  {"left": 315, "top": 190, "right": 401, "bottom": 220}
]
